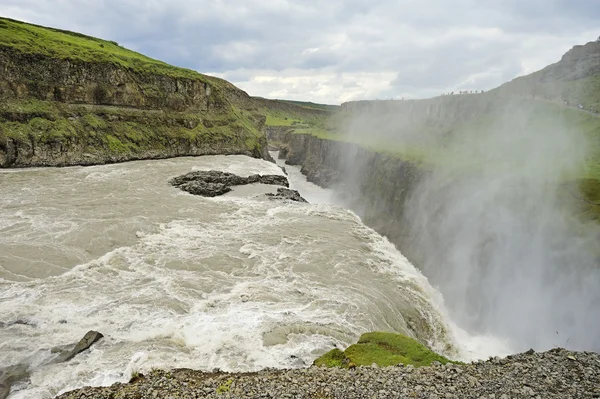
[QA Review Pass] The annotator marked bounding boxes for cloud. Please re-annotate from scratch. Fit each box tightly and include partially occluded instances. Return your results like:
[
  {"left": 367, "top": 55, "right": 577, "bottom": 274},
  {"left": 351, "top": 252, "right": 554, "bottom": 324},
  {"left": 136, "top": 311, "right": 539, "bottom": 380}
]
[{"left": 2, "top": 0, "right": 599, "bottom": 103}]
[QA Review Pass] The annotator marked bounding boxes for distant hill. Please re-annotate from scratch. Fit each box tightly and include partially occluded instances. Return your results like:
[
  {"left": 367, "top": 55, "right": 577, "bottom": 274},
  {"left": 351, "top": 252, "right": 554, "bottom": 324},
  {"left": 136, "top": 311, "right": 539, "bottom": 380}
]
[
  {"left": 276, "top": 100, "right": 339, "bottom": 112},
  {"left": 492, "top": 40, "right": 600, "bottom": 112}
]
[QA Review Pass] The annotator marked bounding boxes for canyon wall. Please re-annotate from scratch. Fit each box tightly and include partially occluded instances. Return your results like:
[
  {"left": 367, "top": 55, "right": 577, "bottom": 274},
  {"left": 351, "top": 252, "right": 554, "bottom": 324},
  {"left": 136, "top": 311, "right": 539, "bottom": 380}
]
[{"left": 268, "top": 127, "right": 427, "bottom": 266}]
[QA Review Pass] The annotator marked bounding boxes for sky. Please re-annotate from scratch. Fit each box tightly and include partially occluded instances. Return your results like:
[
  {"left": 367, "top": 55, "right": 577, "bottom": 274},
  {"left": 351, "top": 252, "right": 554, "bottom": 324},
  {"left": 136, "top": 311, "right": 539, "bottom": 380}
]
[{"left": 3, "top": 0, "right": 599, "bottom": 104}]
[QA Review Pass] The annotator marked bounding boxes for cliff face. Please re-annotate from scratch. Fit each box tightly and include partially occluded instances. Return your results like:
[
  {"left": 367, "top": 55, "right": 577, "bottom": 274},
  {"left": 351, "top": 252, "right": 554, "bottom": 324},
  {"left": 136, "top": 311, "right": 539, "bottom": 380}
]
[
  {"left": 268, "top": 128, "right": 425, "bottom": 264},
  {"left": 0, "top": 48, "right": 216, "bottom": 111},
  {"left": 0, "top": 18, "right": 269, "bottom": 167}
]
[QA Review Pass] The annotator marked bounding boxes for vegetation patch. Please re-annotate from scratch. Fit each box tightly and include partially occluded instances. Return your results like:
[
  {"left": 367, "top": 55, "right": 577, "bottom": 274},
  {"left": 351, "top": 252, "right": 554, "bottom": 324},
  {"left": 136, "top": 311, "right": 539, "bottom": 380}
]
[
  {"left": 0, "top": 100, "right": 264, "bottom": 162},
  {"left": 216, "top": 379, "right": 233, "bottom": 394},
  {"left": 314, "top": 332, "right": 456, "bottom": 368}
]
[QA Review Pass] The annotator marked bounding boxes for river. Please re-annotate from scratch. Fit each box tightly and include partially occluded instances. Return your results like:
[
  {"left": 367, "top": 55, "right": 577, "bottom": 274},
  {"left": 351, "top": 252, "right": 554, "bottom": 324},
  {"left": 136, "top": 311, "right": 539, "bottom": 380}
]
[{"left": 0, "top": 154, "right": 508, "bottom": 398}]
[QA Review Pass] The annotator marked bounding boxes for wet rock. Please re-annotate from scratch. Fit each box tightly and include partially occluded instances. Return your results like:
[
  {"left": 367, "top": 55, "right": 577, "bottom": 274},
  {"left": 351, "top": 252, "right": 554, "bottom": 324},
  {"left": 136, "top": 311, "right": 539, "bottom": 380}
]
[
  {"left": 52, "top": 330, "right": 104, "bottom": 363},
  {"left": 170, "top": 170, "right": 288, "bottom": 197},
  {"left": 266, "top": 188, "right": 308, "bottom": 203},
  {"left": 252, "top": 174, "right": 288, "bottom": 186},
  {"left": 0, "top": 364, "right": 29, "bottom": 399},
  {"left": 179, "top": 181, "right": 231, "bottom": 197}
]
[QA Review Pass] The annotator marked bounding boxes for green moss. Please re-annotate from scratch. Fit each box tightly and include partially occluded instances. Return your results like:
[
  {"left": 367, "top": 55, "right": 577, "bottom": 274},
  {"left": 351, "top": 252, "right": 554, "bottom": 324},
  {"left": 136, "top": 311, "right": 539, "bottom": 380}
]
[
  {"left": 216, "top": 379, "right": 233, "bottom": 394},
  {"left": 0, "top": 121, "right": 30, "bottom": 140},
  {"left": 313, "top": 348, "right": 346, "bottom": 368},
  {"left": 105, "top": 134, "right": 129, "bottom": 153},
  {"left": 314, "top": 332, "right": 456, "bottom": 368},
  {"left": 80, "top": 114, "right": 107, "bottom": 129},
  {"left": 0, "top": 99, "right": 59, "bottom": 121}
]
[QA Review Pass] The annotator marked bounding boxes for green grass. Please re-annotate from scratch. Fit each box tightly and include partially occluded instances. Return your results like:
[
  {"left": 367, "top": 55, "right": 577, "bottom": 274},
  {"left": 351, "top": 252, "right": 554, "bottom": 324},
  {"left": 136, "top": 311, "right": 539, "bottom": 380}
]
[
  {"left": 314, "top": 332, "right": 456, "bottom": 368},
  {"left": 265, "top": 114, "right": 300, "bottom": 126},
  {"left": 0, "top": 17, "right": 209, "bottom": 82},
  {"left": 277, "top": 100, "right": 340, "bottom": 111}
]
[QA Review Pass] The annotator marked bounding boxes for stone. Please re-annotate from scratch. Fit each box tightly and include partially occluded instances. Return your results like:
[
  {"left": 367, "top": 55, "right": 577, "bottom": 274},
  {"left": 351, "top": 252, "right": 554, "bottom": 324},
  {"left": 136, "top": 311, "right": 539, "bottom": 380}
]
[
  {"left": 265, "top": 188, "right": 308, "bottom": 203},
  {"left": 170, "top": 170, "right": 289, "bottom": 197},
  {"left": 52, "top": 330, "right": 104, "bottom": 363}
]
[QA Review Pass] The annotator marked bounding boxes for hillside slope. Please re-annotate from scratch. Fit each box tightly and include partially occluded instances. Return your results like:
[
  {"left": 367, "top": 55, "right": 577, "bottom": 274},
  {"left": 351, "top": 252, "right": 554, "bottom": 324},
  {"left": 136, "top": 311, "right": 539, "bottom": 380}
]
[
  {"left": 0, "top": 17, "right": 270, "bottom": 167},
  {"left": 493, "top": 40, "right": 600, "bottom": 112}
]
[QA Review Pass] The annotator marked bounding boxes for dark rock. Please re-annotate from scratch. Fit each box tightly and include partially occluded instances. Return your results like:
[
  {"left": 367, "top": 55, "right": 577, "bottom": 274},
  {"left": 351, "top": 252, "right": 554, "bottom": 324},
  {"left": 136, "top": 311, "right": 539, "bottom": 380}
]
[
  {"left": 52, "top": 330, "right": 104, "bottom": 363},
  {"left": 254, "top": 174, "right": 288, "bottom": 186},
  {"left": 170, "top": 170, "right": 289, "bottom": 197},
  {"left": 0, "top": 364, "right": 29, "bottom": 399},
  {"left": 266, "top": 188, "right": 308, "bottom": 203},
  {"left": 179, "top": 181, "right": 231, "bottom": 197}
]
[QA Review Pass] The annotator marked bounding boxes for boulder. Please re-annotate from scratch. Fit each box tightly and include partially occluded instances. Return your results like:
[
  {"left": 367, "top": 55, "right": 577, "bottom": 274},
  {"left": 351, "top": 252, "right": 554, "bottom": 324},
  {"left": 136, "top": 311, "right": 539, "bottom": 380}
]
[
  {"left": 179, "top": 181, "right": 231, "bottom": 197},
  {"left": 52, "top": 330, "right": 104, "bottom": 363},
  {"left": 266, "top": 188, "right": 308, "bottom": 203}
]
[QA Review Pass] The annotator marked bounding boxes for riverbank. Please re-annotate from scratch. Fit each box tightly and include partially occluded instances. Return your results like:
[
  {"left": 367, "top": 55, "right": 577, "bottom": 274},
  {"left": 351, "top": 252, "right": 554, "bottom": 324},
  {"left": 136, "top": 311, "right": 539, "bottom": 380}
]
[{"left": 56, "top": 348, "right": 600, "bottom": 398}]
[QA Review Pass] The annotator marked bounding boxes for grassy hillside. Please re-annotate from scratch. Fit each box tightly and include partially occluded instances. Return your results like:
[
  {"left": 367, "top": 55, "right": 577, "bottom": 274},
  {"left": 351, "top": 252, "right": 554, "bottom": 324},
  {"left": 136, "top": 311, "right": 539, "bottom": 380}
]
[
  {"left": 0, "top": 17, "right": 211, "bottom": 82},
  {"left": 492, "top": 41, "right": 600, "bottom": 112},
  {"left": 277, "top": 100, "right": 339, "bottom": 112},
  {"left": 255, "top": 97, "right": 336, "bottom": 137},
  {"left": 0, "top": 17, "right": 270, "bottom": 166}
]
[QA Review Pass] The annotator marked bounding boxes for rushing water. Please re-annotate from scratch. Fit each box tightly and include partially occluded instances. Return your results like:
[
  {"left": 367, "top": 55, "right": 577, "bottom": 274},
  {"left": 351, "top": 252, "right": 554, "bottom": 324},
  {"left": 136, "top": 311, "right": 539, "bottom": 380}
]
[{"left": 0, "top": 154, "right": 508, "bottom": 398}]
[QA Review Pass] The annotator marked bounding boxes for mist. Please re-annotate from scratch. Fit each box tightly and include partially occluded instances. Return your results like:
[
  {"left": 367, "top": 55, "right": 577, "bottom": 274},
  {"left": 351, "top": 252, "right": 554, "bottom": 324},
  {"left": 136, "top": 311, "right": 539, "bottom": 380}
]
[{"left": 337, "top": 95, "right": 600, "bottom": 352}]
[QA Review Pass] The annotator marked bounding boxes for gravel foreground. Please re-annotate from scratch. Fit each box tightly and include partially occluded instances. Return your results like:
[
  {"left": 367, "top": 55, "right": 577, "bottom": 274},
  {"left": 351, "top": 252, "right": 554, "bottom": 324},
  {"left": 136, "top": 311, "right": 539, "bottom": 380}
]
[{"left": 56, "top": 348, "right": 600, "bottom": 399}]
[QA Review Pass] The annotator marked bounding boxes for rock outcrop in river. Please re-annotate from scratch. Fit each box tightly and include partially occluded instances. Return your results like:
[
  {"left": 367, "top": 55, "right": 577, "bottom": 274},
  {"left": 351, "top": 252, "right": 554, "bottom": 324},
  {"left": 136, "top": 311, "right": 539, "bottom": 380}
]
[
  {"left": 266, "top": 187, "right": 308, "bottom": 202},
  {"left": 170, "top": 170, "right": 294, "bottom": 197}
]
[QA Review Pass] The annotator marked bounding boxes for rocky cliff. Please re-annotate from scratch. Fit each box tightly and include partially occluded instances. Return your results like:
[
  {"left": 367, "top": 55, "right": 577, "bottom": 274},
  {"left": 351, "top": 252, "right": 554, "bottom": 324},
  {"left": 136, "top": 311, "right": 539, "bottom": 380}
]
[
  {"left": 0, "top": 17, "right": 269, "bottom": 167},
  {"left": 268, "top": 128, "right": 426, "bottom": 266}
]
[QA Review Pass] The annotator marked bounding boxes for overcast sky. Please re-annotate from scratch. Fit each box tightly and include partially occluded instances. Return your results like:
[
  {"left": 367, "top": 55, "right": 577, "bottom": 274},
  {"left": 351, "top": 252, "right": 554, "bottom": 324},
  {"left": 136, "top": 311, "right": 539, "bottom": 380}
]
[{"left": 4, "top": 0, "right": 599, "bottom": 104}]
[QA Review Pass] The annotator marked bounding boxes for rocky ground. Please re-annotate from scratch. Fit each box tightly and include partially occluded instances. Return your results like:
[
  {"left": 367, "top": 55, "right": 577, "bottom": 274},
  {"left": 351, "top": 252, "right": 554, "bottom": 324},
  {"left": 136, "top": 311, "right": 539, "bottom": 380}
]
[{"left": 56, "top": 348, "right": 600, "bottom": 399}]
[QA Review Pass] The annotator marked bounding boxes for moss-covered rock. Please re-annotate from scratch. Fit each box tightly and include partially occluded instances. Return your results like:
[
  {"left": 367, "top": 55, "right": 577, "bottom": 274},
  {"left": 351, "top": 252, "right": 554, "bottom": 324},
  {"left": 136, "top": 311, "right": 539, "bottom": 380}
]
[{"left": 314, "top": 332, "right": 456, "bottom": 368}]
